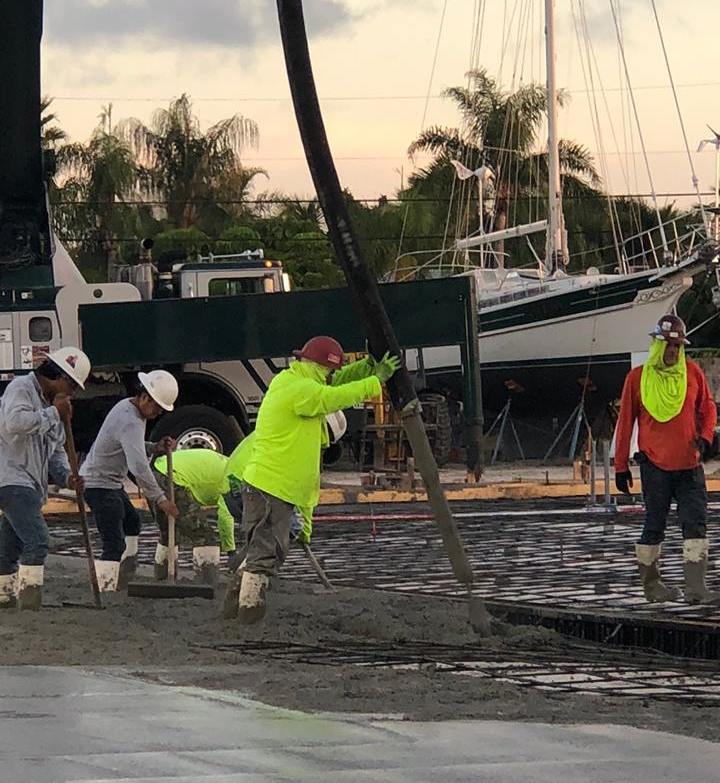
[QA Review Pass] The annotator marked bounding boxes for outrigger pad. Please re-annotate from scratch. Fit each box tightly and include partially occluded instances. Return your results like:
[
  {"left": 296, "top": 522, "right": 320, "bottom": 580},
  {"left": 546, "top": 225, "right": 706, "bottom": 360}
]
[{"left": 127, "top": 581, "right": 215, "bottom": 600}]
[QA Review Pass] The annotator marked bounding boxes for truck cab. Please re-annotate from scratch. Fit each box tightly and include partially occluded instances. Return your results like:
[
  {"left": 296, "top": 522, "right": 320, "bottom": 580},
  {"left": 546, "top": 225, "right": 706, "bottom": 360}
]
[
  {"left": 113, "top": 249, "right": 290, "bottom": 301},
  {"left": 177, "top": 253, "right": 290, "bottom": 299},
  {"left": 98, "top": 248, "right": 293, "bottom": 453}
]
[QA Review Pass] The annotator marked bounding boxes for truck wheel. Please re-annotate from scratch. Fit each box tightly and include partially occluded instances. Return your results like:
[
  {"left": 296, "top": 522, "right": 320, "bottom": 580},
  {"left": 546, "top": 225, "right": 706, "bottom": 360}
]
[
  {"left": 150, "top": 404, "right": 242, "bottom": 454},
  {"left": 419, "top": 392, "right": 452, "bottom": 466}
]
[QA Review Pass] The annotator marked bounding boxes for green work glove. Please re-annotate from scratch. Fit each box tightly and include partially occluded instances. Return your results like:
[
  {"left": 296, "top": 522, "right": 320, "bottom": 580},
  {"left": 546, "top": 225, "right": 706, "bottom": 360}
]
[
  {"left": 373, "top": 352, "right": 401, "bottom": 383},
  {"left": 290, "top": 506, "right": 313, "bottom": 545},
  {"left": 297, "top": 508, "right": 313, "bottom": 545}
]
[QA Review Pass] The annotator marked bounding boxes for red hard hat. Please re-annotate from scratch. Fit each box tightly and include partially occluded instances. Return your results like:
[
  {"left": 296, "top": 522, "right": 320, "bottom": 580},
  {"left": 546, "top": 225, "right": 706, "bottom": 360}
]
[
  {"left": 293, "top": 336, "right": 345, "bottom": 369},
  {"left": 649, "top": 314, "right": 690, "bottom": 345}
]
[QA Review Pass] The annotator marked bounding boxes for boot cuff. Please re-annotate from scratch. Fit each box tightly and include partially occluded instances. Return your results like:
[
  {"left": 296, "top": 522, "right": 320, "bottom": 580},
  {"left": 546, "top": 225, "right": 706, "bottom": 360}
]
[
  {"left": 683, "top": 538, "right": 709, "bottom": 563},
  {"left": 635, "top": 543, "right": 662, "bottom": 566}
]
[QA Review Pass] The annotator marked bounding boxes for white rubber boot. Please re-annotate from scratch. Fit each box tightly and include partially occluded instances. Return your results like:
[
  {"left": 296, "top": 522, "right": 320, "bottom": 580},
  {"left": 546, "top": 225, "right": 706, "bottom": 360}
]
[
  {"left": 153, "top": 543, "right": 179, "bottom": 581},
  {"left": 683, "top": 539, "right": 720, "bottom": 604},
  {"left": 154, "top": 543, "right": 169, "bottom": 581},
  {"left": 238, "top": 571, "right": 269, "bottom": 625},
  {"left": 117, "top": 536, "right": 139, "bottom": 590},
  {"left": 95, "top": 560, "right": 120, "bottom": 592},
  {"left": 193, "top": 546, "right": 220, "bottom": 587},
  {"left": 17, "top": 565, "right": 43, "bottom": 611},
  {"left": 221, "top": 557, "right": 246, "bottom": 620},
  {"left": 636, "top": 544, "right": 681, "bottom": 603},
  {"left": 0, "top": 572, "right": 17, "bottom": 609}
]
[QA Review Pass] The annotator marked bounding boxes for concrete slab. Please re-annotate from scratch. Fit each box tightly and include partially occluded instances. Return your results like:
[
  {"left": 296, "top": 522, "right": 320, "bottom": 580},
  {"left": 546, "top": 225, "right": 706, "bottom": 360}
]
[{"left": 0, "top": 666, "right": 718, "bottom": 782}]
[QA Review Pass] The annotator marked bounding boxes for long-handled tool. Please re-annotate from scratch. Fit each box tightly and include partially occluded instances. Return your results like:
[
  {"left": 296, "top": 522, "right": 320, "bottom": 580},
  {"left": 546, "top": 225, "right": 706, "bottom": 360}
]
[
  {"left": 127, "top": 445, "right": 214, "bottom": 600},
  {"left": 166, "top": 446, "right": 177, "bottom": 583},
  {"left": 62, "top": 412, "right": 103, "bottom": 610},
  {"left": 301, "top": 542, "right": 334, "bottom": 591}
]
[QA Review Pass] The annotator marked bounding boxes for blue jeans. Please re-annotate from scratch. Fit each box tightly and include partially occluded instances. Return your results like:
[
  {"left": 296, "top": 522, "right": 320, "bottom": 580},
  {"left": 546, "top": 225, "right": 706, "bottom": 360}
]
[
  {"left": 0, "top": 485, "right": 48, "bottom": 573},
  {"left": 85, "top": 488, "right": 141, "bottom": 561}
]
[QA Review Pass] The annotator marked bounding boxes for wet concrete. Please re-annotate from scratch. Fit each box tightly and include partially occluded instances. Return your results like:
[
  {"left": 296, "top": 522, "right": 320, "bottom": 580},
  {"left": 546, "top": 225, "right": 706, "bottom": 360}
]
[{"left": 1, "top": 666, "right": 719, "bottom": 782}]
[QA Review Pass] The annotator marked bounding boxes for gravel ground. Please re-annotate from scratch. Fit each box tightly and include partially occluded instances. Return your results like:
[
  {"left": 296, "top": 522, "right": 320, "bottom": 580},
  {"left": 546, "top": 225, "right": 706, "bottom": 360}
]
[{"left": 0, "top": 554, "right": 718, "bottom": 743}]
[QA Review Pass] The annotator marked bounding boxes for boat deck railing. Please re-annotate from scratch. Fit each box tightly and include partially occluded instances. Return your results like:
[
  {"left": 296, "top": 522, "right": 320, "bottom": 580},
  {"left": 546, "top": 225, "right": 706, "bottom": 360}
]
[{"left": 622, "top": 218, "right": 705, "bottom": 271}]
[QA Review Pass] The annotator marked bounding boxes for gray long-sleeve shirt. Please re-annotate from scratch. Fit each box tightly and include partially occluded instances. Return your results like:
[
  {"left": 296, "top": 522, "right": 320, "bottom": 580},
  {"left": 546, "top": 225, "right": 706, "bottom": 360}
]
[
  {"left": 80, "top": 398, "right": 166, "bottom": 504},
  {"left": 0, "top": 373, "right": 70, "bottom": 500}
]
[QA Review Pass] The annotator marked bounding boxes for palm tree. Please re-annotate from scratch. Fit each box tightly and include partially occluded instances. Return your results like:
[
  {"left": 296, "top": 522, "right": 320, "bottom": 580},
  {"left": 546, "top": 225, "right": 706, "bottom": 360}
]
[
  {"left": 56, "top": 126, "right": 139, "bottom": 278},
  {"left": 120, "top": 94, "right": 260, "bottom": 229},
  {"left": 41, "top": 96, "right": 67, "bottom": 150},
  {"left": 407, "top": 68, "right": 599, "bottom": 265}
]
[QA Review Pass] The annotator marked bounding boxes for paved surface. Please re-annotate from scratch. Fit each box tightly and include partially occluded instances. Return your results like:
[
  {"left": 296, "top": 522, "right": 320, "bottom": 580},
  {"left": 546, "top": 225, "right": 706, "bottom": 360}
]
[{"left": 1, "top": 666, "right": 719, "bottom": 782}]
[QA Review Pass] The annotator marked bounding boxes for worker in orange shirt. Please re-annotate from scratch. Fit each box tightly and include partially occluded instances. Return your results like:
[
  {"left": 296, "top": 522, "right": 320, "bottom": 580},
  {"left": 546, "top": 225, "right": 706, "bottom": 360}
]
[{"left": 615, "top": 315, "right": 718, "bottom": 605}]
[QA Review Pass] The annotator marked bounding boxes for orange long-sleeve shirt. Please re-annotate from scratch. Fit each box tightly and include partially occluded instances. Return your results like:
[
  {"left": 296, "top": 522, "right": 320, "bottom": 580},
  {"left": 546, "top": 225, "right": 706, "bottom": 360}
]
[{"left": 615, "top": 359, "right": 717, "bottom": 473}]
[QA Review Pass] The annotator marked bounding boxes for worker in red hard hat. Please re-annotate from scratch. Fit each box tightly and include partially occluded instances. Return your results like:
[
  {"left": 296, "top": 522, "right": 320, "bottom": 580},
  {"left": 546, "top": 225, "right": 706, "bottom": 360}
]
[
  {"left": 615, "top": 314, "right": 719, "bottom": 605},
  {"left": 225, "top": 335, "right": 400, "bottom": 624}
]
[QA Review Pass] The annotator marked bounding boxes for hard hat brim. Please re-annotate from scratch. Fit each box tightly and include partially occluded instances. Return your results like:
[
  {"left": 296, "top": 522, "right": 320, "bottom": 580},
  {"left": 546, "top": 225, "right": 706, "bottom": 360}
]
[
  {"left": 138, "top": 371, "right": 174, "bottom": 411},
  {"left": 46, "top": 355, "right": 86, "bottom": 389},
  {"left": 649, "top": 331, "right": 690, "bottom": 345}
]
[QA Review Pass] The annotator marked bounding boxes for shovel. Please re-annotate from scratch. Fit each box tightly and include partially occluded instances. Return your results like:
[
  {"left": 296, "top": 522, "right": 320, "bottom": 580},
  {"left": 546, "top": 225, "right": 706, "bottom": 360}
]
[{"left": 127, "top": 445, "right": 214, "bottom": 600}]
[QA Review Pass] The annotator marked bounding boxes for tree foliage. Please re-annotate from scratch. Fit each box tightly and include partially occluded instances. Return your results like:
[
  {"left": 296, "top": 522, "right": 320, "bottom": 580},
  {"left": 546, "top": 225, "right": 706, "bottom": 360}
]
[{"left": 45, "top": 88, "right": 713, "bottom": 344}]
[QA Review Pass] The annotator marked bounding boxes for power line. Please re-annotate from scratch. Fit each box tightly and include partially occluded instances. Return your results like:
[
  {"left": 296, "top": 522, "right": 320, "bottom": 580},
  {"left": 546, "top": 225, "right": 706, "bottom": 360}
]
[
  {"left": 53, "top": 228, "right": 673, "bottom": 244},
  {"left": 50, "top": 81, "right": 720, "bottom": 103},
  {"left": 54, "top": 191, "right": 714, "bottom": 207}
]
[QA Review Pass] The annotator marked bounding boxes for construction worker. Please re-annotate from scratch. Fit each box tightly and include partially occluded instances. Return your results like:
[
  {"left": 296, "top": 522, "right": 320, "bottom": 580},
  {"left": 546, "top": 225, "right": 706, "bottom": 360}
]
[
  {"left": 151, "top": 448, "right": 236, "bottom": 586},
  {"left": 221, "top": 408, "right": 347, "bottom": 583},
  {"left": 80, "top": 370, "right": 180, "bottom": 591},
  {"left": 227, "top": 336, "right": 400, "bottom": 623},
  {"left": 615, "top": 314, "right": 718, "bottom": 604},
  {"left": 0, "top": 348, "right": 91, "bottom": 610}
]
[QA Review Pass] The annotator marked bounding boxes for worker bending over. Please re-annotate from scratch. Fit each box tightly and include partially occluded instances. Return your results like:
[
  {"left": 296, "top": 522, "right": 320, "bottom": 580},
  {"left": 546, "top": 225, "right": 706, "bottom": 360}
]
[
  {"left": 80, "top": 370, "right": 180, "bottom": 591},
  {"left": 152, "top": 448, "right": 236, "bottom": 586},
  {"left": 615, "top": 315, "right": 718, "bottom": 604},
  {"left": 230, "top": 336, "right": 399, "bottom": 623},
  {"left": 0, "top": 348, "right": 90, "bottom": 610}
]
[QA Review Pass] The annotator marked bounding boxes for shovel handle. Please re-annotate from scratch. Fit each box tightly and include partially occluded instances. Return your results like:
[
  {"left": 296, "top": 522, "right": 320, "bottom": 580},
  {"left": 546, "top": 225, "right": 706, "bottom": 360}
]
[
  {"left": 302, "top": 542, "right": 334, "bottom": 591},
  {"left": 166, "top": 445, "right": 176, "bottom": 583},
  {"left": 61, "top": 412, "right": 103, "bottom": 609}
]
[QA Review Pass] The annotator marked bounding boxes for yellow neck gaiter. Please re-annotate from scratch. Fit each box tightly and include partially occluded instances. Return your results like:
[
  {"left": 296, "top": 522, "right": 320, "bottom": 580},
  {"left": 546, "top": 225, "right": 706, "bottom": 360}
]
[{"left": 640, "top": 339, "right": 687, "bottom": 422}]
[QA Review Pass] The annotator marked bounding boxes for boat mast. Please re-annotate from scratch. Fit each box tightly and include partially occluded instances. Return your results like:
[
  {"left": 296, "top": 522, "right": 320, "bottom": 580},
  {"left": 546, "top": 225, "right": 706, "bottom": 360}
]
[{"left": 544, "top": 0, "right": 568, "bottom": 273}]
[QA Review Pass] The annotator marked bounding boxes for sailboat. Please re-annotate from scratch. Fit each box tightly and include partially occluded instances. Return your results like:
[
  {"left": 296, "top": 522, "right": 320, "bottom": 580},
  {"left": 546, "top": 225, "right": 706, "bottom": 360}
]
[{"left": 406, "top": 0, "right": 720, "bottom": 436}]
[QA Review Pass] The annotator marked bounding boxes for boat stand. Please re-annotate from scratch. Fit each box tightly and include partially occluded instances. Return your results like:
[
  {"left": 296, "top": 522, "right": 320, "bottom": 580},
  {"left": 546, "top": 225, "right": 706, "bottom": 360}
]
[
  {"left": 486, "top": 398, "right": 525, "bottom": 465},
  {"left": 544, "top": 398, "right": 591, "bottom": 462}
]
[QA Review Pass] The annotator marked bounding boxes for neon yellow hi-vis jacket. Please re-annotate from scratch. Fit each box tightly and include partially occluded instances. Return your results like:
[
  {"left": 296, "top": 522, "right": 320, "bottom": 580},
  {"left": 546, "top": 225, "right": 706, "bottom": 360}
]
[
  {"left": 154, "top": 450, "right": 235, "bottom": 552},
  {"left": 242, "top": 358, "right": 381, "bottom": 512},
  {"left": 225, "top": 433, "right": 255, "bottom": 485}
]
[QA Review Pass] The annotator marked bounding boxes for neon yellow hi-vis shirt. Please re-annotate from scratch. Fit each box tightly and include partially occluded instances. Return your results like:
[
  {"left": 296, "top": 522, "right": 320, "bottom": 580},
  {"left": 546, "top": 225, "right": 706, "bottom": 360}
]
[
  {"left": 242, "top": 359, "right": 381, "bottom": 510},
  {"left": 154, "top": 449, "right": 235, "bottom": 552}
]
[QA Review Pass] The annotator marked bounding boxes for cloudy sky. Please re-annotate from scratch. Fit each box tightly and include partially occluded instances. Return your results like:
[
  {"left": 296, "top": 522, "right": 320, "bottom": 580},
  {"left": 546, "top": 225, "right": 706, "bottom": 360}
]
[{"left": 42, "top": 0, "right": 720, "bottom": 206}]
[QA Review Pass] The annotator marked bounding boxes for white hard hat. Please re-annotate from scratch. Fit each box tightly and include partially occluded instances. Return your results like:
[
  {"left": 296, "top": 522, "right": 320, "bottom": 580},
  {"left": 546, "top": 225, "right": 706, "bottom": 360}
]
[
  {"left": 138, "top": 370, "right": 178, "bottom": 412},
  {"left": 46, "top": 347, "right": 91, "bottom": 389},
  {"left": 326, "top": 410, "right": 347, "bottom": 444}
]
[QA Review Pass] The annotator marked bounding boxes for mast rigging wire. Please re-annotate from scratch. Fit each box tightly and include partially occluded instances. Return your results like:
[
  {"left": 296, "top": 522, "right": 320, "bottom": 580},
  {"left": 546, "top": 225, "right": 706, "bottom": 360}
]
[
  {"left": 649, "top": 0, "right": 709, "bottom": 235},
  {"left": 608, "top": 0, "right": 669, "bottom": 255}
]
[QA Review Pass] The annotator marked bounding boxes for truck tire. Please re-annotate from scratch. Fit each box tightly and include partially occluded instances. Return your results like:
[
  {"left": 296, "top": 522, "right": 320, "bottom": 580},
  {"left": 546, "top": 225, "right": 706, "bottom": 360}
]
[
  {"left": 150, "top": 404, "right": 242, "bottom": 454},
  {"left": 419, "top": 392, "right": 452, "bottom": 466}
]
